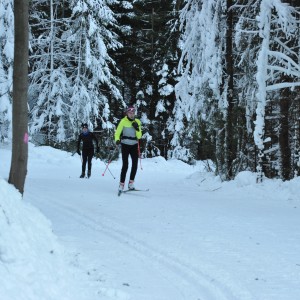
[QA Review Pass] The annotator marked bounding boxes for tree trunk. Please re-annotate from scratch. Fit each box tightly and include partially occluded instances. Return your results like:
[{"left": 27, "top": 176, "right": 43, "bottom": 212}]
[
  {"left": 8, "top": 0, "right": 29, "bottom": 195},
  {"left": 279, "top": 87, "right": 291, "bottom": 180},
  {"left": 225, "top": 0, "right": 235, "bottom": 179}
]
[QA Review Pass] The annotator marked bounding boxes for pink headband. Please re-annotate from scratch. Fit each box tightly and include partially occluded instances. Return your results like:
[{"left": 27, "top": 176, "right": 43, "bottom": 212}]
[{"left": 127, "top": 107, "right": 135, "bottom": 113}]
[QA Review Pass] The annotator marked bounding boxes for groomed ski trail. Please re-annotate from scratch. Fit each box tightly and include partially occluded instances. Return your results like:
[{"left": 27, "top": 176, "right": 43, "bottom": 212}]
[{"left": 32, "top": 189, "right": 253, "bottom": 300}]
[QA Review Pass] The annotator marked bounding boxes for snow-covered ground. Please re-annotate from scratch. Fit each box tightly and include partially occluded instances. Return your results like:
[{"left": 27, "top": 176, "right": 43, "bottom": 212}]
[{"left": 1, "top": 142, "right": 300, "bottom": 300}]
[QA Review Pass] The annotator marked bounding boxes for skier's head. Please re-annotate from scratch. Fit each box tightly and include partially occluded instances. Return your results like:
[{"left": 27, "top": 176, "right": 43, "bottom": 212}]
[
  {"left": 126, "top": 106, "right": 135, "bottom": 119},
  {"left": 81, "top": 123, "right": 89, "bottom": 134},
  {"left": 126, "top": 105, "right": 135, "bottom": 113}
]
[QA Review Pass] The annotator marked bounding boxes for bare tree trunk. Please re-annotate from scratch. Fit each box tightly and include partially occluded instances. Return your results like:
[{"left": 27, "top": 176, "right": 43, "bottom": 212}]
[
  {"left": 8, "top": 0, "right": 29, "bottom": 195},
  {"left": 225, "top": 0, "right": 235, "bottom": 179},
  {"left": 279, "top": 86, "right": 291, "bottom": 180}
]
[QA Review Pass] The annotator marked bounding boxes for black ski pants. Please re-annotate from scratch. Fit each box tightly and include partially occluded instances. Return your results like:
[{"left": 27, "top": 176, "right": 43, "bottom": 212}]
[
  {"left": 120, "top": 143, "right": 138, "bottom": 183},
  {"left": 82, "top": 148, "right": 94, "bottom": 174}
]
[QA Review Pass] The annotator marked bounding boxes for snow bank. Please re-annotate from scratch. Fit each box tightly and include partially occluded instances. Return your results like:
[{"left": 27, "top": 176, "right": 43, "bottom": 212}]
[{"left": 0, "top": 178, "right": 94, "bottom": 300}]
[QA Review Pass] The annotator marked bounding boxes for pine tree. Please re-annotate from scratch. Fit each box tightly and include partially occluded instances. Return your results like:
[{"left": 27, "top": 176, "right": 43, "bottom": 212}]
[
  {"left": 29, "top": 0, "right": 73, "bottom": 144},
  {"left": 29, "top": 0, "right": 123, "bottom": 146},
  {"left": 174, "top": 0, "right": 228, "bottom": 168},
  {"left": 111, "top": 0, "right": 182, "bottom": 158},
  {"left": 253, "top": 0, "right": 299, "bottom": 182}
]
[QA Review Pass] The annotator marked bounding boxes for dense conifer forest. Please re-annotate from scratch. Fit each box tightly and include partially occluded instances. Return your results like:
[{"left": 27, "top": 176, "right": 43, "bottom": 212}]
[{"left": 1, "top": 0, "right": 300, "bottom": 181}]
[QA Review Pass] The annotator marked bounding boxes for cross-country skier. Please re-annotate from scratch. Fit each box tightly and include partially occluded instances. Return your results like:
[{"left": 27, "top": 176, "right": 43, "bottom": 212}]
[
  {"left": 114, "top": 106, "right": 142, "bottom": 192},
  {"left": 77, "top": 123, "right": 99, "bottom": 178}
]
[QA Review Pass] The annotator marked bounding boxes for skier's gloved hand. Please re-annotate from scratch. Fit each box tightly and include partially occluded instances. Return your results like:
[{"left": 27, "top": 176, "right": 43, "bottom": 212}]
[
  {"left": 116, "top": 140, "right": 120, "bottom": 145},
  {"left": 77, "top": 149, "right": 81, "bottom": 155},
  {"left": 132, "top": 121, "right": 139, "bottom": 131}
]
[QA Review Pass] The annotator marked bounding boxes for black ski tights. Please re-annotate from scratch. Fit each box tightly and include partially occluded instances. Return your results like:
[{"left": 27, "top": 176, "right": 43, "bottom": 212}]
[
  {"left": 82, "top": 148, "right": 94, "bottom": 174},
  {"left": 120, "top": 143, "right": 138, "bottom": 183}
]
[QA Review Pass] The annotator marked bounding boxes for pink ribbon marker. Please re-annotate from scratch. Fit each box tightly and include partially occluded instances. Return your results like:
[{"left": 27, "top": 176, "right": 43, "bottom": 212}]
[{"left": 23, "top": 132, "right": 29, "bottom": 144}]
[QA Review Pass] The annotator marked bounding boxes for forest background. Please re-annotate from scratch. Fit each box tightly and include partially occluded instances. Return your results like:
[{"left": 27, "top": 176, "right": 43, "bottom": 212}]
[{"left": 1, "top": 0, "right": 300, "bottom": 182}]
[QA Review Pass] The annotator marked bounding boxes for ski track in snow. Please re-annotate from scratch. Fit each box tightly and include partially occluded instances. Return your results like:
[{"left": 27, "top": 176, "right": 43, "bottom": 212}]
[{"left": 41, "top": 193, "right": 253, "bottom": 300}]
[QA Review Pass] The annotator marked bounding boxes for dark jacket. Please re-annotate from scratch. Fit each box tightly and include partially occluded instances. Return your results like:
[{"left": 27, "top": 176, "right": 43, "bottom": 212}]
[{"left": 77, "top": 132, "right": 98, "bottom": 150}]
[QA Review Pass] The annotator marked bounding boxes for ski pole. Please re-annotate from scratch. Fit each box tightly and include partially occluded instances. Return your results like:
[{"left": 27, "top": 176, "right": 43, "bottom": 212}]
[
  {"left": 102, "top": 146, "right": 119, "bottom": 177},
  {"left": 138, "top": 140, "right": 143, "bottom": 170},
  {"left": 106, "top": 165, "right": 116, "bottom": 179},
  {"left": 96, "top": 153, "right": 116, "bottom": 179}
]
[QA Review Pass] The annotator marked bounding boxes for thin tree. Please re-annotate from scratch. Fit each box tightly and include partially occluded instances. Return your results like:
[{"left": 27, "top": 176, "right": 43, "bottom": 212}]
[
  {"left": 8, "top": 0, "right": 29, "bottom": 195},
  {"left": 224, "top": 0, "right": 235, "bottom": 179}
]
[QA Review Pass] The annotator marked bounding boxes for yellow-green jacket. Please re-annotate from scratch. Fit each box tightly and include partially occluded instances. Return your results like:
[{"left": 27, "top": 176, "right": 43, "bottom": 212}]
[{"left": 114, "top": 117, "right": 142, "bottom": 145}]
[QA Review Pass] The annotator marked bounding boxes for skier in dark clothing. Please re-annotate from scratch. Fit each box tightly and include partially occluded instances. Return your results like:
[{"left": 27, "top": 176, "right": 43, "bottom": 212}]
[{"left": 77, "top": 123, "right": 99, "bottom": 178}]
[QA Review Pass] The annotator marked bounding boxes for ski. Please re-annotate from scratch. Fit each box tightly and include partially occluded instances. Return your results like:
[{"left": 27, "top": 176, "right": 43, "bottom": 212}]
[
  {"left": 123, "top": 188, "right": 149, "bottom": 193},
  {"left": 118, "top": 188, "right": 149, "bottom": 196}
]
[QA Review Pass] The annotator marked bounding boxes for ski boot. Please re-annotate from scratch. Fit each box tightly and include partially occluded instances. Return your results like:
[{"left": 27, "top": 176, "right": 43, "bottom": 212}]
[
  {"left": 128, "top": 180, "right": 135, "bottom": 190},
  {"left": 118, "top": 182, "right": 124, "bottom": 196}
]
